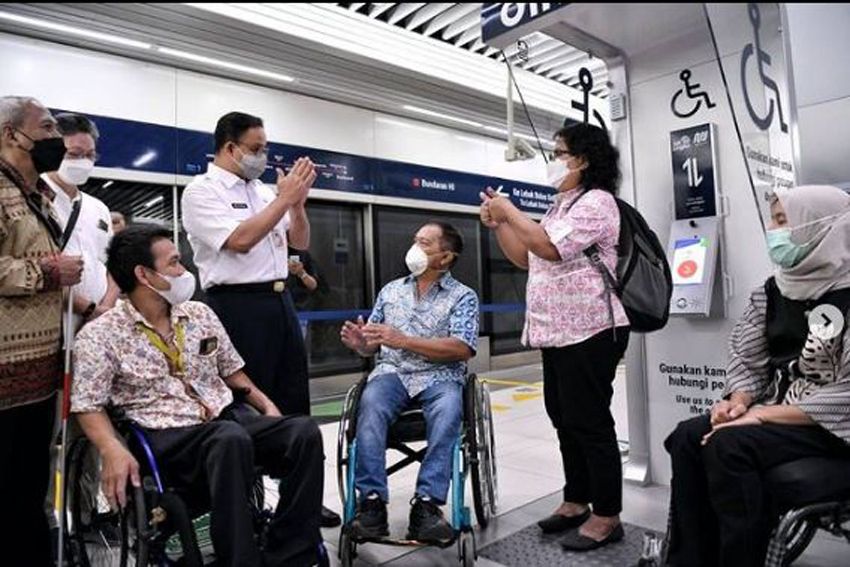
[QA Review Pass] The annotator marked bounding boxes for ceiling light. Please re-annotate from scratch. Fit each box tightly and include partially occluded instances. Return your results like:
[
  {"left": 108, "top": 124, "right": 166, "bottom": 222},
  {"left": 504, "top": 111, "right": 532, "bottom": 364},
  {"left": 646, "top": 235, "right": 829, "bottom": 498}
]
[
  {"left": 157, "top": 47, "right": 295, "bottom": 82},
  {"left": 142, "top": 195, "right": 164, "bottom": 209},
  {"left": 102, "top": 180, "right": 114, "bottom": 188},
  {"left": 132, "top": 150, "right": 157, "bottom": 168},
  {"left": 402, "top": 105, "right": 482, "bottom": 128},
  {"left": 0, "top": 10, "right": 152, "bottom": 49}
]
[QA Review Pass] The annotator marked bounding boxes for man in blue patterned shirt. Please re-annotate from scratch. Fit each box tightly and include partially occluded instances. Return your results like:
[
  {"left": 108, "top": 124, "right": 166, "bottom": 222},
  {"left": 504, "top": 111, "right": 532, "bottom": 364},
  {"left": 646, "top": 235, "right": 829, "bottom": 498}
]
[{"left": 340, "top": 221, "right": 479, "bottom": 544}]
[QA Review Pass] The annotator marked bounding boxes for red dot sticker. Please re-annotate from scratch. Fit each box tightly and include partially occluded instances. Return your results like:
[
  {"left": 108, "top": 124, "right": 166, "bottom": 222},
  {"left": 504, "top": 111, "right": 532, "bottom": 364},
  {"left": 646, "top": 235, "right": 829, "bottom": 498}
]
[{"left": 677, "top": 260, "right": 698, "bottom": 278}]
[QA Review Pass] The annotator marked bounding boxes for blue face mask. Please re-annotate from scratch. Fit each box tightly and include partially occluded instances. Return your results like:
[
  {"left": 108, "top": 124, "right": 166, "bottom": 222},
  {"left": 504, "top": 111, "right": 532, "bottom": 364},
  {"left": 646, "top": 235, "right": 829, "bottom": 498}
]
[{"left": 765, "top": 227, "right": 811, "bottom": 268}]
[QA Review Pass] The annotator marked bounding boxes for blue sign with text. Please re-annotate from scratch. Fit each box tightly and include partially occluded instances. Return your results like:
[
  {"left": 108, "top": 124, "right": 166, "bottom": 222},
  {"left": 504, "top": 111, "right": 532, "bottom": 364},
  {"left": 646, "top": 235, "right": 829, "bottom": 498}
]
[
  {"left": 481, "top": 3, "right": 570, "bottom": 44},
  {"left": 52, "top": 109, "right": 554, "bottom": 214}
]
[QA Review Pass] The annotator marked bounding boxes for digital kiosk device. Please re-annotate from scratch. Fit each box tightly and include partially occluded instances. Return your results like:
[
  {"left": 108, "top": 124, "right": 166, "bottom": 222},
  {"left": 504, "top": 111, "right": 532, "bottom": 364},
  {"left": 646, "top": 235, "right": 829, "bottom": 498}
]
[{"left": 668, "top": 123, "right": 725, "bottom": 317}]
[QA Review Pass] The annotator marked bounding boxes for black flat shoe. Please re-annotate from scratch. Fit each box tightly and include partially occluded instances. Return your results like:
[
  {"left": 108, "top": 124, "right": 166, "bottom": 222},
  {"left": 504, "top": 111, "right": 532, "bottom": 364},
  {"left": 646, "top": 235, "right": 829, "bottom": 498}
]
[
  {"left": 536, "top": 509, "right": 591, "bottom": 534},
  {"left": 321, "top": 505, "right": 342, "bottom": 528},
  {"left": 560, "top": 523, "right": 625, "bottom": 551}
]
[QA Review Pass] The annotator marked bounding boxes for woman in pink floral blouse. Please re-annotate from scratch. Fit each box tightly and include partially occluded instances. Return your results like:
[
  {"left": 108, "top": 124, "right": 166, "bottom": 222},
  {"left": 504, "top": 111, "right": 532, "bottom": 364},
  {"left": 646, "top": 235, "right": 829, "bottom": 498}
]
[{"left": 480, "top": 123, "right": 630, "bottom": 551}]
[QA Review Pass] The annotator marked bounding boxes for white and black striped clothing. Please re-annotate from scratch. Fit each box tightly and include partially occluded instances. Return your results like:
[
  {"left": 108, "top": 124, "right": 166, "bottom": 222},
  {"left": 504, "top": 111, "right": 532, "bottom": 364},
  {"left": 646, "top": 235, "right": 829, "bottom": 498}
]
[{"left": 723, "top": 286, "right": 850, "bottom": 443}]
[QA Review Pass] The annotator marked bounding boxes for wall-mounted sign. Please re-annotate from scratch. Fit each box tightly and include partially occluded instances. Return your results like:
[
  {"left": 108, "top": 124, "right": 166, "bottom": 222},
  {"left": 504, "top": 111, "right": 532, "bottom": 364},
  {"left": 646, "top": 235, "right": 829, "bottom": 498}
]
[
  {"left": 481, "top": 3, "right": 570, "bottom": 45},
  {"left": 670, "top": 69, "right": 716, "bottom": 119},
  {"left": 53, "top": 108, "right": 555, "bottom": 214},
  {"left": 741, "top": 3, "right": 788, "bottom": 134},
  {"left": 670, "top": 123, "right": 718, "bottom": 220},
  {"left": 705, "top": 2, "right": 797, "bottom": 229},
  {"left": 569, "top": 67, "right": 608, "bottom": 132}
]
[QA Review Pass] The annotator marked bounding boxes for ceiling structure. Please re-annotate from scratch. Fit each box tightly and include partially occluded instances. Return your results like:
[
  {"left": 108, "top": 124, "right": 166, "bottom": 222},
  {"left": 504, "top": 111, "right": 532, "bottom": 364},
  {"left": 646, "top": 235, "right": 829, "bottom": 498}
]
[
  {"left": 336, "top": 2, "right": 610, "bottom": 98},
  {"left": 0, "top": 3, "right": 607, "bottom": 146}
]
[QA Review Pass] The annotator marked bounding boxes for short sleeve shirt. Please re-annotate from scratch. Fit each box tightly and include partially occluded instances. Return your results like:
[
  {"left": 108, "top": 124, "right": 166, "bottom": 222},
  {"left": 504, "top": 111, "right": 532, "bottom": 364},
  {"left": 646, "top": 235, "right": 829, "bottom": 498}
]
[
  {"left": 181, "top": 163, "right": 291, "bottom": 289},
  {"left": 524, "top": 187, "right": 629, "bottom": 348},
  {"left": 71, "top": 299, "right": 244, "bottom": 430},
  {"left": 368, "top": 273, "right": 479, "bottom": 397},
  {"left": 43, "top": 175, "right": 112, "bottom": 329}
]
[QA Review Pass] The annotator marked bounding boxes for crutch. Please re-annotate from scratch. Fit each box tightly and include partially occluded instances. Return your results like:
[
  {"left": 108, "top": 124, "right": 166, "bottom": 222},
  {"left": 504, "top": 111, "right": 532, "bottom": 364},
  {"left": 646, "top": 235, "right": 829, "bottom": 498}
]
[{"left": 56, "top": 286, "right": 74, "bottom": 567}]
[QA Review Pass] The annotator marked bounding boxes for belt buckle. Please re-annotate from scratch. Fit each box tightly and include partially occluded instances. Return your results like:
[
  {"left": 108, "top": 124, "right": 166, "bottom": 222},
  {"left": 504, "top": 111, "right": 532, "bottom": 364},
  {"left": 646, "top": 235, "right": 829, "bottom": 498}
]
[{"left": 273, "top": 281, "right": 285, "bottom": 293}]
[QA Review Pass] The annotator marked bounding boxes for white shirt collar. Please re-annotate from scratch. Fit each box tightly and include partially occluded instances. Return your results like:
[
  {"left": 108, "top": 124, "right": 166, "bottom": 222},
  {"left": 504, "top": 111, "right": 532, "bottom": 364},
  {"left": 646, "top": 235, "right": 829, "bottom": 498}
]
[{"left": 206, "top": 162, "right": 246, "bottom": 190}]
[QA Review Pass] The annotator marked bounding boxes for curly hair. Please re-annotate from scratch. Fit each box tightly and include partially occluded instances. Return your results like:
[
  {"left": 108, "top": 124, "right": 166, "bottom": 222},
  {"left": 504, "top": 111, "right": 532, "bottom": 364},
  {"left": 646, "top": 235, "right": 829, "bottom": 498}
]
[{"left": 554, "top": 123, "right": 621, "bottom": 195}]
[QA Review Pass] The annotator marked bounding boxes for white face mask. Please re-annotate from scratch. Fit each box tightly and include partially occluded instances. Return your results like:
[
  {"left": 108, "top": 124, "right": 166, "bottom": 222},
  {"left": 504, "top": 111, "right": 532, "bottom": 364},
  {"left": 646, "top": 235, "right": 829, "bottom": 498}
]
[
  {"left": 57, "top": 157, "right": 95, "bottom": 185},
  {"left": 405, "top": 245, "right": 429, "bottom": 277},
  {"left": 148, "top": 271, "right": 196, "bottom": 305},
  {"left": 546, "top": 159, "right": 572, "bottom": 189},
  {"left": 233, "top": 147, "right": 268, "bottom": 181}
]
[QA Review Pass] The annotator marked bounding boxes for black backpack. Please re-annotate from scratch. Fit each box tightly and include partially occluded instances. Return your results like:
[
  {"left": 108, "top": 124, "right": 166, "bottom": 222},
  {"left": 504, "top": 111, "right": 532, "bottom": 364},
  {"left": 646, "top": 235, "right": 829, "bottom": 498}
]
[{"left": 572, "top": 191, "right": 673, "bottom": 333}]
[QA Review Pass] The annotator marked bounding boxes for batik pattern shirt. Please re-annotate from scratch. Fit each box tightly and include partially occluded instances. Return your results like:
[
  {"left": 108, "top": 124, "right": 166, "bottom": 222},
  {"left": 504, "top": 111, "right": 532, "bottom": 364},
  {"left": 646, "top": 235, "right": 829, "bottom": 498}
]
[{"left": 368, "top": 273, "right": 479, "bottom": 397}]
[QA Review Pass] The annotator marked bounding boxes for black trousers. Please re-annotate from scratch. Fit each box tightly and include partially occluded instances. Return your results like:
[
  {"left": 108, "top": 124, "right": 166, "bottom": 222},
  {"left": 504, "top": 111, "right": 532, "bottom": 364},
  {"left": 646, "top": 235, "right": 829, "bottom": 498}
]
[
  {"left": 665, "top": 414, "right": 850, "bottom": 567},
  {"left": 144, "top": 405, "right": 324, "bottom": 567},
  {"left": 208, "top": 288, "right": 310, "bottom": 416},
  {"left": 541, "top": 327, "right": 629, "bottom": 517},
  {"left": 0, "top": 395, "right": 56, "bottom": 567}
]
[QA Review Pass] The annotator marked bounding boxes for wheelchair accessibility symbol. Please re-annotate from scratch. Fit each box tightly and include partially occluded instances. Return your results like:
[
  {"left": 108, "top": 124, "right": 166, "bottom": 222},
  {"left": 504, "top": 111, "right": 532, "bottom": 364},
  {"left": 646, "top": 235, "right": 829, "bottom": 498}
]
[
  {"left": 569, "top": 67, "right": 608, "bottom": 133},
  {"left": 740, "top": 3, "right": 789, "bottom": 133},
  {"left": 671, "top": 69, "right": 716, "bottom": 119}
]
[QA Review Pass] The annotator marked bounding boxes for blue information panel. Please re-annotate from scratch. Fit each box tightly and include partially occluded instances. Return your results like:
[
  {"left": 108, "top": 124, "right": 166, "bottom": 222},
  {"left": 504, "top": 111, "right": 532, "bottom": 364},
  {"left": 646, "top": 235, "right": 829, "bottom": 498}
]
[
  {"left": 481, "top": 3, "right": 570, "bottom": 44},
  {"left": 53, "top": 109, "right": 555, "bottom": 213}
]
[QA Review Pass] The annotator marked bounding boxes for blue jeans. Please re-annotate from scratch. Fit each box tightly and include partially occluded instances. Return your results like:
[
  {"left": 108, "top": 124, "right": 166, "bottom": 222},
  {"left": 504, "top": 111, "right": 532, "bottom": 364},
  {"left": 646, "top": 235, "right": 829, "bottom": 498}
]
[{"left": 354, "top": 374, "right": 462, "bottom": 505}]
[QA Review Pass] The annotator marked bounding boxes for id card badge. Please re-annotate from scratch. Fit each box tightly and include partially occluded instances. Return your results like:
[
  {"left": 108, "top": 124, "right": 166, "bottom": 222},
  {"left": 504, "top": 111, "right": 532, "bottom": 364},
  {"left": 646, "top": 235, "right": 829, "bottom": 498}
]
[{"left": 271, "top": 230, "right": 285, "bottom": 248}]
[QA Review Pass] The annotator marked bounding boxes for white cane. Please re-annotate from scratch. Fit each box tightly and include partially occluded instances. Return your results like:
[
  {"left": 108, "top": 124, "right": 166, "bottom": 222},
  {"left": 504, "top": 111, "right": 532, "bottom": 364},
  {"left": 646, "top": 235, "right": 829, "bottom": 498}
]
[{"left": 56, "top": 286, "right": 74, "bottom": 567}]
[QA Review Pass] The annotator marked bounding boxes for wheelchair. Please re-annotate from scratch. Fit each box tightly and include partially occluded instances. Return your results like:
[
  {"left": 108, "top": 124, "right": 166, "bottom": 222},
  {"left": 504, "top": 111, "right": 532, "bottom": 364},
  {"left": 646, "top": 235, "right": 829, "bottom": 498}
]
[
  {"left": 336, "top": 373, "right": 498, "bottom": 566},
  {"left": 63, "top": 408, "right": 330, "bottom": 567},
  {"left": 763, "top": 457, "right": 850, "bottom": 566},
  {"left": 656, "top": 456, "right": 850, "bottom": 567}
]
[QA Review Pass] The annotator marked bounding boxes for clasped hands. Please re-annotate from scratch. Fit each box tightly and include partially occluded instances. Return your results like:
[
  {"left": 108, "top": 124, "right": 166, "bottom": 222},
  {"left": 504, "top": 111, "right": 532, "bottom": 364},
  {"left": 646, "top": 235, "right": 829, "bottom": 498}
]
[
  {"left": 701, "top": 395, "right": 764, "bottom": 445},
  {"left": 479, "top": 186, "right": 518, "bottom": 229},
  {"left": 340, "top": 316, "right": 408, "bottom": 352}
]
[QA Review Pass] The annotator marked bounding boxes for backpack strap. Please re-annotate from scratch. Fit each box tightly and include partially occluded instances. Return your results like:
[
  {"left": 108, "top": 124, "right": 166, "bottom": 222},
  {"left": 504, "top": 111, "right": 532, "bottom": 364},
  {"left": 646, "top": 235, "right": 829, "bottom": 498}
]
[{"left": 585, "top": 243, "right": 619, "bottom": 341}]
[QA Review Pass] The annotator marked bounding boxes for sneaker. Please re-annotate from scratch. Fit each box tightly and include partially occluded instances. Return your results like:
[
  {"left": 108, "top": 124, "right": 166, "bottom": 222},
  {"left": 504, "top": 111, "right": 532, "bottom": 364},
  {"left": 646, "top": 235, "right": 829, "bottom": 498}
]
[
  {"left": 406, "top": 496, "right": 454, "bottom": 544},
  {"left": 350, "top": 495, "right": 388, "bottom": 540}
]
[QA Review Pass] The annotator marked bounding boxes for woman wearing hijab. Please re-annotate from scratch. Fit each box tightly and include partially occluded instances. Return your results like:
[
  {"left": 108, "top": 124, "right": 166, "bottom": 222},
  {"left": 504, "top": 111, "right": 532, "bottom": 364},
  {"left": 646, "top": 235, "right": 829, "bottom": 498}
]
[
  {"left": 664, "top": 185, "right": 850, "bottom": 566},
  {"left": 480, "top": 123, "right": 630, "bottom": 551}
]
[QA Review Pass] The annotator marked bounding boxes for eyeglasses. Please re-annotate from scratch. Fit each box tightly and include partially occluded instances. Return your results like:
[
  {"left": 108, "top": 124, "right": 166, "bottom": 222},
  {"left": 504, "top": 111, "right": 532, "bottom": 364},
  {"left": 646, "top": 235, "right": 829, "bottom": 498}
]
[
  {"left": 65, "top": 150, "right": 99, "bottom": 162},
  {"left": 548, "top": 148, "right": 574, "bottom": 161}
]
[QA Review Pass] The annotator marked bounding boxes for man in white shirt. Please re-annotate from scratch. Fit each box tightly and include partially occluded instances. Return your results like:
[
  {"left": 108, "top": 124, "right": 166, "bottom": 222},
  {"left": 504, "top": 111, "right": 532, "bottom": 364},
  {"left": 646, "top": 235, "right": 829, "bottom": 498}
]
[
  {"left": 181, "top": 113, "right": 340, "bottom": 527},
  {"left": 42, "top": 113, "right": 117, "bottom": 330}
]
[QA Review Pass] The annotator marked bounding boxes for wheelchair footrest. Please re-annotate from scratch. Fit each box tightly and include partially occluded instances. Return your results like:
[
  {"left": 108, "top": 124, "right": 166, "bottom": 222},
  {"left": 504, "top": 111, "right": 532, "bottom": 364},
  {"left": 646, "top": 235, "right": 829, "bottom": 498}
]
[{"left": 348, "top": 533, "right": 459, "bottom": 549}]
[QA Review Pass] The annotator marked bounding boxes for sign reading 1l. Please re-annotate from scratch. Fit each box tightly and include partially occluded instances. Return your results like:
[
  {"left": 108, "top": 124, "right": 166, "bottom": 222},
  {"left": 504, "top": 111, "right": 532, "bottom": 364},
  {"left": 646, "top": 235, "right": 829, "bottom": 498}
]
[
  {"left": 670, "top": 124, "right": 718, "bottom": 220},
  {"left": 481, "top": 3, "right": 570, "bottom": 44}
]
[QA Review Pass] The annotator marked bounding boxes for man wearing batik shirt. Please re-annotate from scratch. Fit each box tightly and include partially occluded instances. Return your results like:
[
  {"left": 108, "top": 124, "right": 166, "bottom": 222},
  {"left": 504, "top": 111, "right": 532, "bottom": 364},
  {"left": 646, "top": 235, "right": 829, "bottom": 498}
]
[
  {"left": 0, "top": 96, "right": 84, "bottom": 567},
  {"left": 340, "top": 221, "right": 479, "bottom": 544},
  {"left": 71, "top": 225, "right": 324, "bottom": 567}
]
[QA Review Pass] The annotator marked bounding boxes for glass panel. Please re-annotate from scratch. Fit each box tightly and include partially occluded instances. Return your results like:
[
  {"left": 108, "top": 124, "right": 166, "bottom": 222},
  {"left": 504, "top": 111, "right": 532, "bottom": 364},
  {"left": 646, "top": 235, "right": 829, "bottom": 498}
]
[
  {"left": 294, "top": 202, "right": 368, "bottom": 377},
  {"left": 373, "top": 208, "right": 481, "bottom": 295},
  {"left": 482, "top": 228, "right": 529, "bottom": 355},
  {"left": 703, "top": 3, "right": 797, "bottom": 230},
  {"left": 84, "top": 178, "right": 174, "bottom": 230}
]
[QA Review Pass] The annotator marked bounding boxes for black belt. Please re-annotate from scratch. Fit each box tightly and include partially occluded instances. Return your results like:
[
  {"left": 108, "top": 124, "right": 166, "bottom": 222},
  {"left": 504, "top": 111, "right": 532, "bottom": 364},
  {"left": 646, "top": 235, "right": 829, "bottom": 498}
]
[{"left": 207, "top": 280, "right": 287, "bottom": 294}]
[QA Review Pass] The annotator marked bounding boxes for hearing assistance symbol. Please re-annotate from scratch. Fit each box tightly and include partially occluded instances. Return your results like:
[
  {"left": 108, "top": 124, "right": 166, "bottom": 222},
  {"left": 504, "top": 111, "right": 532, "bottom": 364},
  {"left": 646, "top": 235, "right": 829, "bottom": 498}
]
[
  {"left": 741, "top": 3, "right": 788, "bottom": 133},
  {"left": 671, "top": 69, "right": 716, "bottom": 119},
  {"left": 808, "top": 305, "right": 844, "bottom": 341},
  {"left": 568, "top": 67, "right": 608, "bottom": 133}
]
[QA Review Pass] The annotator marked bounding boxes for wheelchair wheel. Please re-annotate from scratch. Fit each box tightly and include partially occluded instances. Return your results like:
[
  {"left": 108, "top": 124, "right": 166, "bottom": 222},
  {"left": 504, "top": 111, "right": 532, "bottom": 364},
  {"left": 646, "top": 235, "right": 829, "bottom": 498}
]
[
  {"left": 466, "top": 378, "right": 498, "bottom": 528},
  {"left": 337, "top": 382, "right": 362, "bottom": 512},
  {"left": 120, "top": 484, "right": 151, "bottom": 567},
  {"left": 458, "top": 530, "right": 475, "bottom": 567},
  {"left": 781, "top": 517, "right": 818, "bottom": 566},
  {"left": 64, "top": 436, "right": 126, "bottom": 566},
  {"left": 339, "top": 527, "right": 356, "bottom": 567}
]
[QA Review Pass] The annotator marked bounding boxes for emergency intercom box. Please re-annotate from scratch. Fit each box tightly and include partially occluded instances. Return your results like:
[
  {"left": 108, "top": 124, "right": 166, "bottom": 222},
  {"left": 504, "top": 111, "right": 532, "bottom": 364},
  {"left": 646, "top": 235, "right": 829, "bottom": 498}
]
[{"left": 668, "top": 218, "right": 722, "bottom": 317}]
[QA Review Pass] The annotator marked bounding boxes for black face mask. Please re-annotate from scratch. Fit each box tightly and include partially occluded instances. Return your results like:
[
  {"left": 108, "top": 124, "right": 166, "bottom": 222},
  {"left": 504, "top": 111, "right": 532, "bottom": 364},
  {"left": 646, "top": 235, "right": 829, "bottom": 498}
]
[{"left": 16, "top": 130, "right": 66, "bottom": 174}]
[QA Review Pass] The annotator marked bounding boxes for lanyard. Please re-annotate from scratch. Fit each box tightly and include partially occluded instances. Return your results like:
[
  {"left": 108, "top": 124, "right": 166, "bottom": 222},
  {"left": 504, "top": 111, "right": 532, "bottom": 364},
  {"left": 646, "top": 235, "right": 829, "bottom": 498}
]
[{"left": 139, "top": 322, "right": 186, "bottom": 377}]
